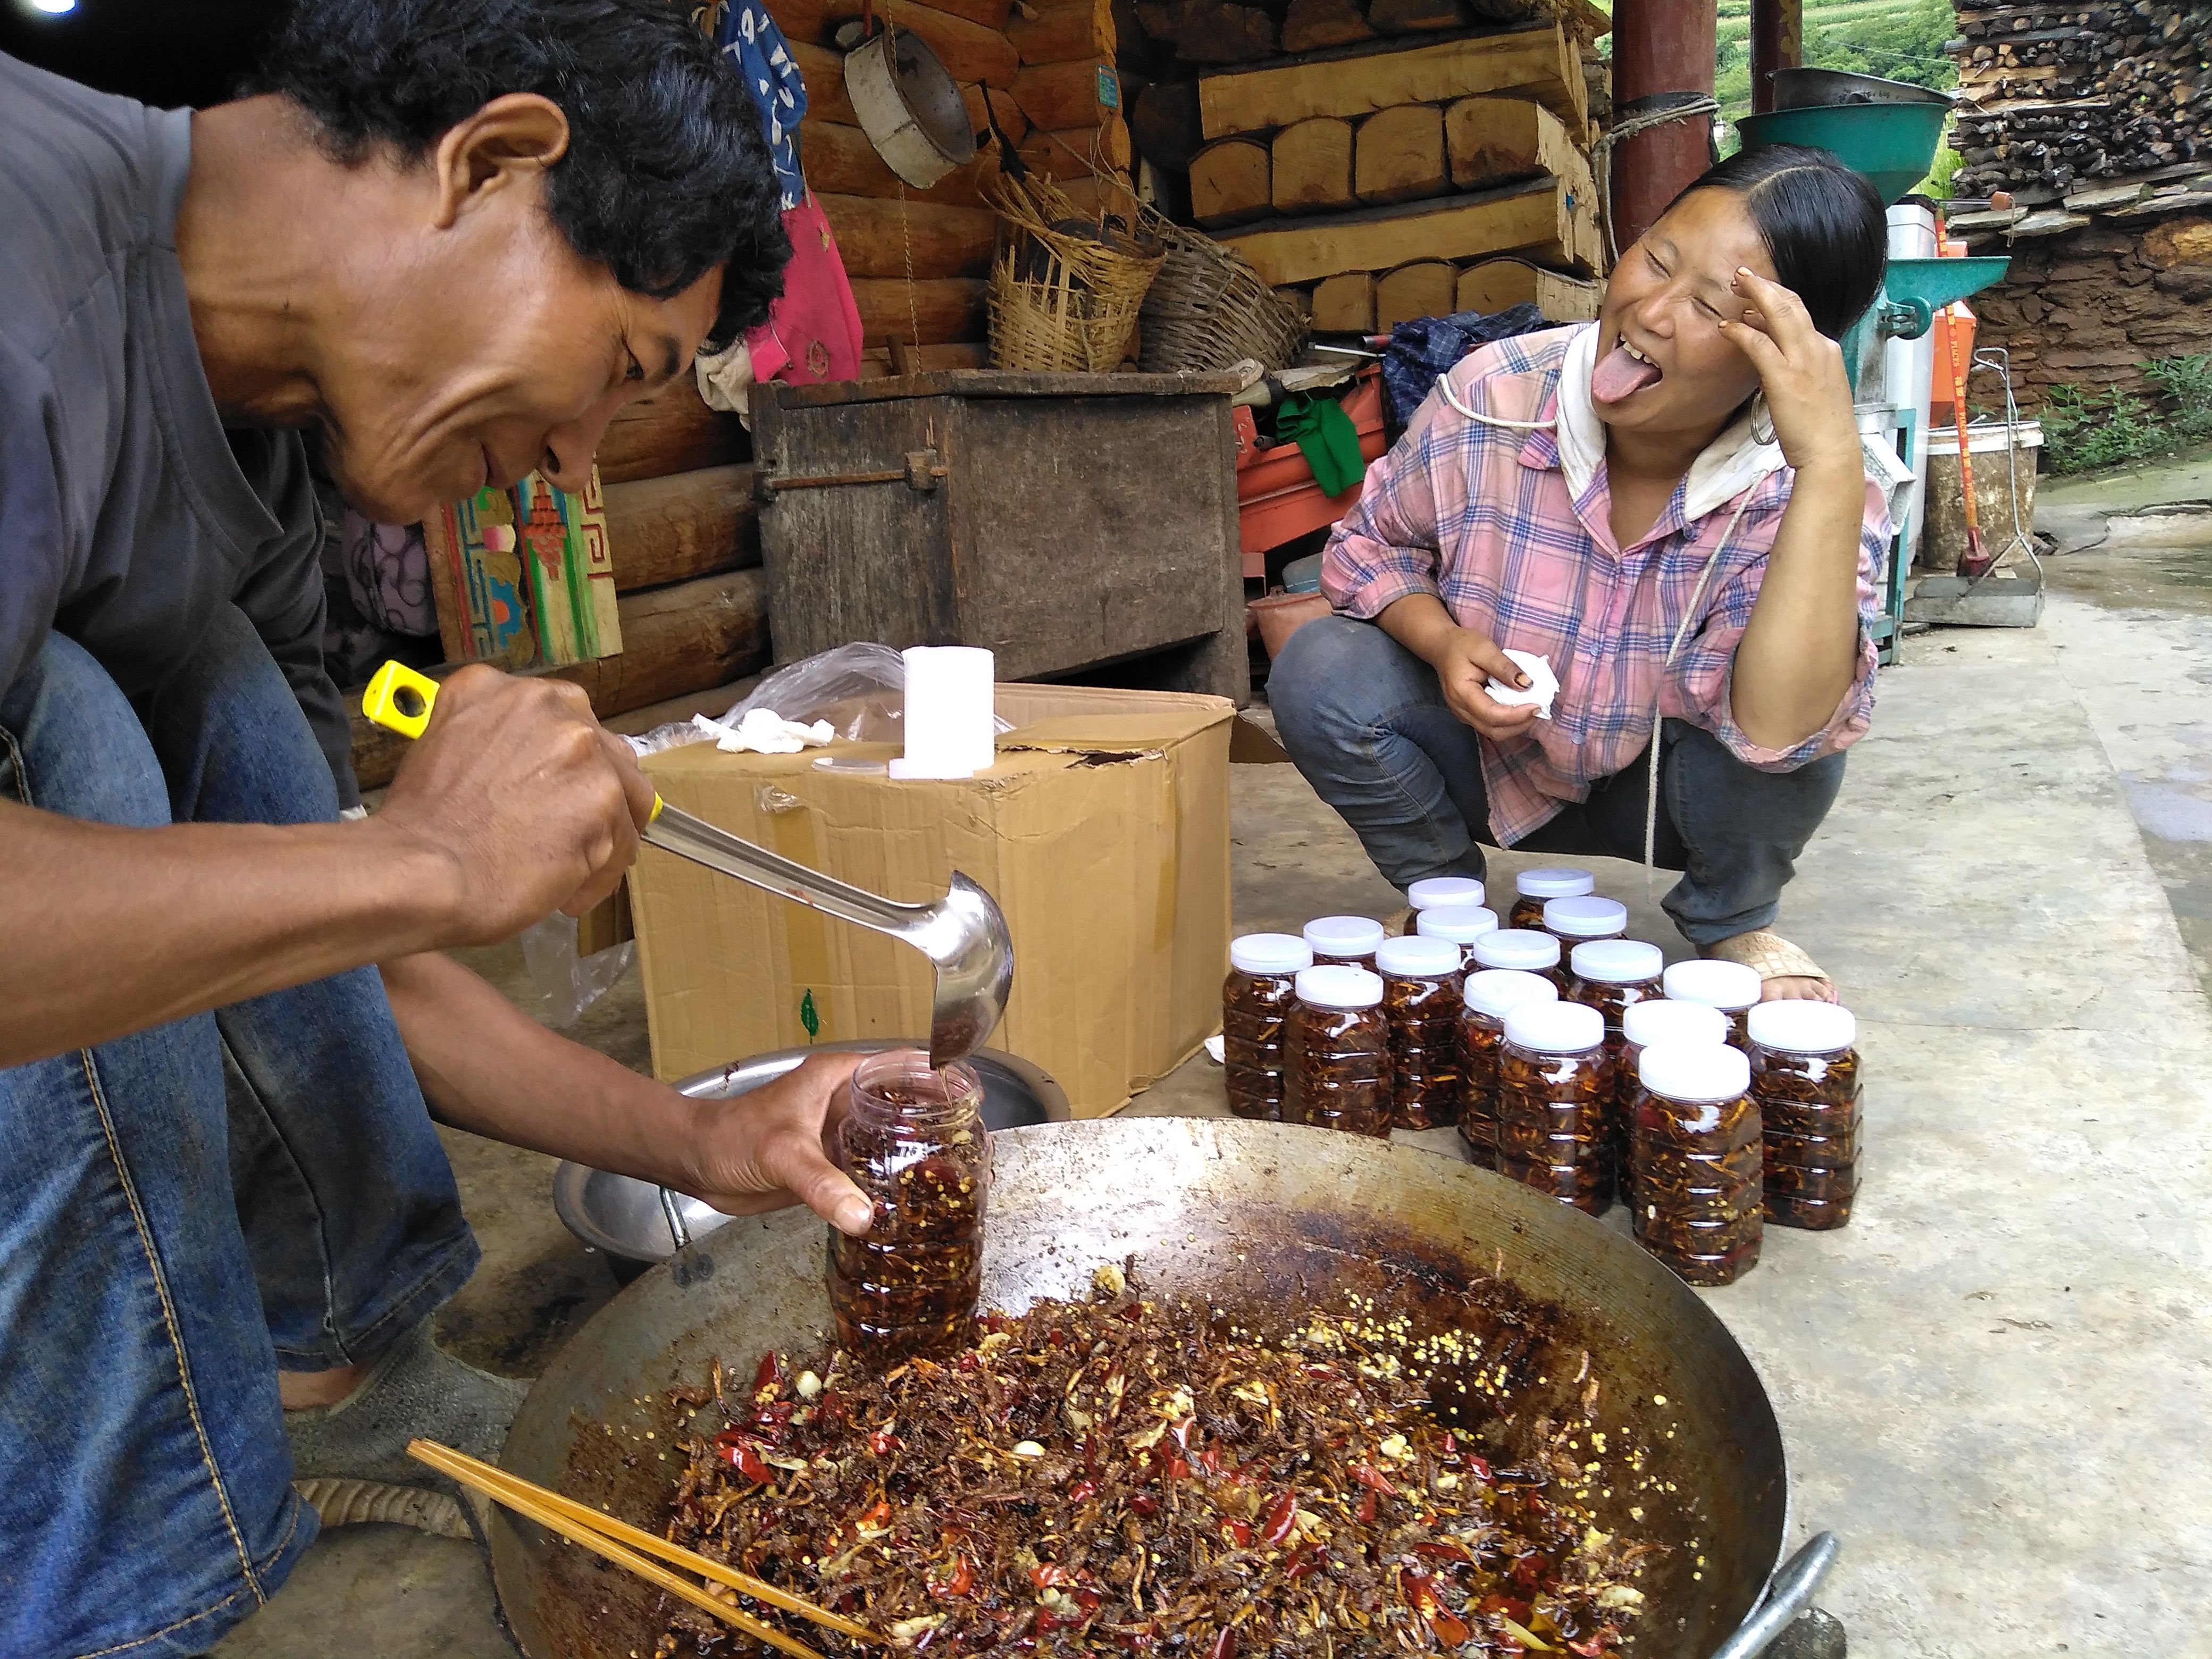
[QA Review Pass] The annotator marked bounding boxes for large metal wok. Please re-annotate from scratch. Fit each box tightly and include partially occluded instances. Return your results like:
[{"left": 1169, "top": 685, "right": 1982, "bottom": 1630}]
[{"left": 493, "top": 1119, "right": 1825, "bottom": 1658}]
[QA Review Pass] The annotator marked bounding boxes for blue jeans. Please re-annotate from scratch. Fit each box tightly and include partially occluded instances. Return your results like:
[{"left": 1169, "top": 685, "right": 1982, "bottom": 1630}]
[
  {"left": 1269, "top": 615, "right": 1846, "bottom": 948},
  {"left": 0, "top": 609, "right": 478, "bottom": 1657}
]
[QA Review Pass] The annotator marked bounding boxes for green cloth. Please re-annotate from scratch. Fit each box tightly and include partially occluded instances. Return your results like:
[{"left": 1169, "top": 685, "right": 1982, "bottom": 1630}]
[{"left": 1274, "top": 391, "right": 1366, "bottom": 498}]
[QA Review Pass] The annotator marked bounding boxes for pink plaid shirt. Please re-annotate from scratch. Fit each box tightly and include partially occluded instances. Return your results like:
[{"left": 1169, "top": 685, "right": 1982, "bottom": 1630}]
[{"left": 1321, "top": 326, "right": 1883, "bottom": 847}]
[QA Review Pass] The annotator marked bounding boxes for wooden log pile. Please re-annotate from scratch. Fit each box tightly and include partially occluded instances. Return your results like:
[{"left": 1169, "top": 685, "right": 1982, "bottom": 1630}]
[
  {"left": 1948, "top": 0, "right": 2207, "bottom": 199},
  {"left": 1167, "top": 22, "right": 1604, "bottom": 329}
]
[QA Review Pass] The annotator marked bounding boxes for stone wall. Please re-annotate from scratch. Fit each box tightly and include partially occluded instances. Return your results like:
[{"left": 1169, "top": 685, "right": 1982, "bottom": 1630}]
[{"left": 1965, "top": 214, "right": 2212, "bottom": 411}]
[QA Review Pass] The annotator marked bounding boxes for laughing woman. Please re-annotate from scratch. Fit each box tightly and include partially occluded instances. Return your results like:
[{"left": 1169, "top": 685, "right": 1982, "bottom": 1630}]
[{"left": 1270, "top": 145, "right": 1889, "bottom": 1003}]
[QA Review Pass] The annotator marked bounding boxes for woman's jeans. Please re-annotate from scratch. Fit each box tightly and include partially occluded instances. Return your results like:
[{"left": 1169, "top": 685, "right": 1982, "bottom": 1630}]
[
  {"left": 1269, "top": 615, "right": 1846, "bottom": 948},
  {"left": 0, "top": 608, "right": 477, "bottom": 1657}
]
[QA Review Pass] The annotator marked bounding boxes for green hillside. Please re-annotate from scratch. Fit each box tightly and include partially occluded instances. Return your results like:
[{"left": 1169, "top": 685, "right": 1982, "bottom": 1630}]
[{"left": 1714, "top": 0, "right": 1958, "bottom": 124}]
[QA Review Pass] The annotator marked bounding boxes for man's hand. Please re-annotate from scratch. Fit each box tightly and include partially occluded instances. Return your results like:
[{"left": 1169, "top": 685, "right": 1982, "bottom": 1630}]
[
  {"left": 1377, "top": 593, "right": 1541, "bottom": 744},
  {"left": 1426, "top": 626, "right": 1544, "bottom": 743},
  {"left": 678, "top": 1052, "right": 874, "bottom": 1235},
  {"left": 374, "top": 666, "right": 658, "bottom": 946}
]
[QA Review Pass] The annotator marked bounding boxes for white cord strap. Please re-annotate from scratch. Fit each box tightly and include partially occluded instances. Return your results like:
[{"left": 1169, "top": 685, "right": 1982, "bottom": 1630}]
[
  {"left": 1644, "top": 493, "right": 1756, "bottom": 887},
  {"left": 1435, "top": 369, "right": 1557, "bottom": 431}
]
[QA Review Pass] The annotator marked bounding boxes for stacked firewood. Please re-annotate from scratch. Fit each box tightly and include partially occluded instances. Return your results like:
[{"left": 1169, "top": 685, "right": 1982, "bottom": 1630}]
[{"left": 1948, "top": 0, "right": 2208, "bottom": 198}]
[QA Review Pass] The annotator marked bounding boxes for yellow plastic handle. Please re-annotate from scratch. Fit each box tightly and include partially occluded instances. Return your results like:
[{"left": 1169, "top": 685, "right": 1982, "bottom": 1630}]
[
  {"left": 363, "top": 660, "right": 440, "bottom": 740},
  {"left": 360, "top": 659, "right": 665, "bottom": 822}
]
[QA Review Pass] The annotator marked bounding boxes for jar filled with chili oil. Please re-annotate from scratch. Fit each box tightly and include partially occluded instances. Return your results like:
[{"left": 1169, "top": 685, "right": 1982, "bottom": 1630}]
[
  {"left": 1568, "top": 938, "right": 1666, "bottom": 1044},
  {"left": 1403, "top": 875, "right": 1485, "bottom": 935},
  {"left": 1303, "top": 915, "right": 1386, "bottom": 969},
  {"left": 1544, "top": 895, "right": 1629, "bottom": 950},
  {"left": 1375, "top": 933, "right": 1464, "bottom": 1130},
  {"left": 1508, "top": 866, "right": 1593, "bottom": 931},
  {"left": 1495, "top": 1000, "right": 1614, "bottom": 1215},
  {"left": 1417, "top": 902, "right": 1501, "bottom": 968},
  {"left": 1221, "top": 932, "right": 1313, "bottom": 1122},
  {"left": 828, "top": 1050, "right": 991, "bottom": 1360},
  {"left": 1618, "top": 998, "right": 1730, "bottom": 1182},
  {"left": 1459, "top": 968, "right": 1558, "bottom": 1169},
  {"left": 1284, "top": 964, "right": 1390, "bottom": 1138},
  {"left": 1632, "top": 1041, "right": 1763, "bottom": 1286},
  {"left": 1747, "top": 1001, "right": 1864, "bottom": 1231},
  {"left": 1471, "top": 926, "right": 1564, "bottom": 991},
  {"left": 1662, "top": 959, "right": 1762, "bottom": 1048}
]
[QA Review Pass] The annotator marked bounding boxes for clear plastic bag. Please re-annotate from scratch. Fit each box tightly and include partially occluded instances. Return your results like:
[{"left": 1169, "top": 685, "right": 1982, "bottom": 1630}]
[
  {"left": 628, "top": 642, "right": 1010, "bottom": 756},
  {"left": 518, "top": 911, "right": 635, "bottom": 1028}
]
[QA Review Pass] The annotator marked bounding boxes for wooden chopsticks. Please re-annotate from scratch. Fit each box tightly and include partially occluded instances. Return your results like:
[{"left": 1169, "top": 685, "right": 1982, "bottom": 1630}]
[{"left": 407, "top": 1439, "right": 876, "bottom": 1656}]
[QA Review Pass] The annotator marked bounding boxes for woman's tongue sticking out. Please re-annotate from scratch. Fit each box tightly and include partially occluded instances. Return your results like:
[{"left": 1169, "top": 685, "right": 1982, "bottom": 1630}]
[{"left": 1592, "top": 338, "right": 1662, "bottom": 405}]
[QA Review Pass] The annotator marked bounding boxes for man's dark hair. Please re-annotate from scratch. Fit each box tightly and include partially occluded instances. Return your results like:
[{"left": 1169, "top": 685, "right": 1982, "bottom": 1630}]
[
  {"left": 1670, "top": 144, "right": 1888, "bottom": 339},
  {"left": 252, "top": 0, "right": 789, "bottom": 351}
]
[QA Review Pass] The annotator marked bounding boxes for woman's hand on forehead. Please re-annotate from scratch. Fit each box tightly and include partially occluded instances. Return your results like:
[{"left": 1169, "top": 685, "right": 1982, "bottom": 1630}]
[{"left": 1717, "top": 267, "right": 1858, "bottom": 475}]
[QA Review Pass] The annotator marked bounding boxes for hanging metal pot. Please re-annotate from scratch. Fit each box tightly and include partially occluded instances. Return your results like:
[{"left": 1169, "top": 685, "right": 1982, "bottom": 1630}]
[{"left": 843, "top": 20, "right": 976, "bottom": 189}]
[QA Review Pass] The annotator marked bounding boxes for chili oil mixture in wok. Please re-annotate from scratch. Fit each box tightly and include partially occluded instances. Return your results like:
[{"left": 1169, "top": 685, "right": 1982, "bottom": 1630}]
[{"left": 655, "top": 1268, "right": 1660, "bottom": 1658}]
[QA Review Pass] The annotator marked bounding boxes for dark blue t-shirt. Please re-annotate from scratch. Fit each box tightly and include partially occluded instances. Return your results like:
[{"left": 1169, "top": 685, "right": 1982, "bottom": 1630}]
[{"left": 0, "top": 53, "right": 356, "bottom": 806}]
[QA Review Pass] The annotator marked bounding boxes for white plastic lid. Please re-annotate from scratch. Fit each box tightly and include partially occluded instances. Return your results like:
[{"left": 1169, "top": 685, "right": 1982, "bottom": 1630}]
[
  {"left": 1303, "top": 916, "right": 1386, "bottom": 958},
  {"left": 1544, "top": 895, "right": 1629, "bottom": 938},
  {"left": 1294, "top": 964, "right": 1384, "bottom": 1011},
  {"left": 1472, "top": 928, "right": 1561, "bottom": 971},
  {"left": 1503, "top": 1000, "right": 1604, "bottom": 1054},
  {"left": 1638, "top": 1041, "right": 1752, "bottom": 1103},
  {"left": 1464, "top": 968, "right": 1560, "bottom": 1019},
  {"left": 1230, "top": 933, "right": 1314, "bottom": 976},
  {"left": 1408, "top": 876, "right": 1485, "bottom": 911},
  {"left": 1662, "top": 959, "right": 1762, "bottom": 1012},
  {"left": 1418, "top": 904, "right": 1499, "bottom": 945},
  {"left": 1569, "top": 939, "right": 1664, "bottom": 985},
  {"left": 1747, "top": 1001, "right": 1858, "bottom": 1053},
  {"left": 1621, "top": 998, "right": 1728, "bottom": 1050},
  {"left": 1516, "top": 866, "right": 1594, "bottom": 900},
  {"left": 1375, "top": 935, "right": 1462, "bottom": 979}
]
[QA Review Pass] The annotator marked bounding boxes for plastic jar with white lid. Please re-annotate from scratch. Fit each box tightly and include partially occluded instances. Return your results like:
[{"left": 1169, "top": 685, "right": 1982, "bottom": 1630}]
[
  {"left": 1618, "top": 999, "right": 1729, "bottom": 1134},
  {"left": 1457, "top": 969, "right": 1559, "bottom": 1167},
  {"left": 1221, "top": 933, "right": 1314, "bottom": 1122},
  {"left": 1543, "top": 895, "right": 1629, "bottom": 946},
  {"left": 1402, "top": 876, "right": 1486, "bottom": 934},
  {"left": 1374, "top": 934, "right": 1464, "bottom": 1130},
  {"left": 1495, "top": 1000, "right": 1613, "bottom": 1214},
  {"left": 1507, "top": 866, "right": 1593, "bottom": 929},
  {"left": 1662, "top": 959, "right": 1762, "bottom": 1046},
  {"left": 1284, "top": 965, "right": 1389, "bottom": 1137},
  {"left": 1471, "top": 927, "right": 1564, "bottom": 990},
  {"left": 1566, "top": 938, "right": 1666, "bottom": 1041},
  {"left": 1417, "top": 903, "right": 1501, "bottom": 966},
  {"left": 1631, "top": 1042, "right": 1763, "bottom": 1286},
  {"left": 1746, "top": 1002, "right": 1863, "bottom": 1231},
  {"left": 1303, "top": 915, "right": 1386, "bottom": 968}
]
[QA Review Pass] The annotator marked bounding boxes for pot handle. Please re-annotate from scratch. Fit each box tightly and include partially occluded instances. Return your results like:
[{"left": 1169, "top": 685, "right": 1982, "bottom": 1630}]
[{"left": 1706, "top": 1532, "right": 1839, "bottom": 1659}]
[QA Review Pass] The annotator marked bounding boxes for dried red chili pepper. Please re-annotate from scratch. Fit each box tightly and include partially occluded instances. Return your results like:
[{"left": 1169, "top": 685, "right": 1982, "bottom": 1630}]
[
  {"left": 868, "top": 1427, "right": 902, "bottom": 1456},
  {"left": 1284, "top": 1547, "right": 1323, "bottom": 1581},
  {"left": 928, "top": 1554, "right": 976, "bottom": 1599},
  {"left": 1068, "top": 1479, "right": 1100, "bottom": 1503},
  {"left": 1356, "top": 1489, "right": 1377, "bottom": 1523},
  {"left": 1352, "top": 1463, "right": 1397, "bottom": 1495},
  {"left": 1261, "top": 1490, "right": 1298, "bottom": 1545},
  {"left": 1411, "top": 1539, "right": 1477, "bottom": 1568},
  {"left": 1195, "top": 1446, "right": 1225, "bottom": 1477},
  {"left": 753, "top": 1352, "right": 787, "bottom": 1397},
  {"left": 719, "top": 1439, "right": 773, "bottom": 1484},
  {"left": 1221, "top": 1518, "right": 1254, "bottom": 1548},
  {"left": 1128, "top": 1494, "right": 1160, "bottom": 1517},
  {"left": 1430, "top": 1609, "right": 1471, "bottom": 1647},
  {"left": 1028, "top": 1564, "right": 1073, "bottom": 1589},
  {"left": 1206, "top": 1626, "right": 1236, "bottom": 1659}
]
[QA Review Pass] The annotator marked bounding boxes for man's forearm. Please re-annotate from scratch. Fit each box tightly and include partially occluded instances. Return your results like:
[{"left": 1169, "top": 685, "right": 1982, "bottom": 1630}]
[
  {"left": 380, "top": 950, "right": 707, "bottom": 1193},
  {"left": 0, "top": 800, "right": 456, "bottom": 1066},
  {"left": 1377, "top": 592, "right": 1457, "bottom": 665},
  {"left": 1730, "top": 460, "right": 1867, "bottom": 749}
]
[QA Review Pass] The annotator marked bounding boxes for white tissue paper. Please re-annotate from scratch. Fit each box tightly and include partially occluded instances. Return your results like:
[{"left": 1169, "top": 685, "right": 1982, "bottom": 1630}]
[
  {"left": 1486, "top": 648, "right": 1559, "bottom": 719},
  {"left": 1204, "top": 1034, "right": 1226, "bottom": 1064},
  {"left": 889, "top": 644, "right": 997, "bottom": 780},
  {"left": 688, "top": 708, "right": 836, "bottom": 755}
]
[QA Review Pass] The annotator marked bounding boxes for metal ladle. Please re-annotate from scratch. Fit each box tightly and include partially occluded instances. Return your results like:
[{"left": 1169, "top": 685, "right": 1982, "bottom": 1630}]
[{"left": 362, "top": 661, "right": 1015, "bottom": 1068}]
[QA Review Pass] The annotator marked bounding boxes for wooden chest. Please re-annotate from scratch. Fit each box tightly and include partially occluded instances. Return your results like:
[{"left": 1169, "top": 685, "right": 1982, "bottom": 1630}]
[{"left": 753, "top": 370, "right": 1250, "bottom": 700}]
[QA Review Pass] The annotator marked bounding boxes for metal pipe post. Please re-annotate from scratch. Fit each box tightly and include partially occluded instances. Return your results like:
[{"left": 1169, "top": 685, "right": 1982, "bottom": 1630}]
[
  {"left": 1608, "top": 0, "right": 1720, "bottom": 251},
  {"left": 1749, "top": 0, "right": 1803, "bottom": 114}
]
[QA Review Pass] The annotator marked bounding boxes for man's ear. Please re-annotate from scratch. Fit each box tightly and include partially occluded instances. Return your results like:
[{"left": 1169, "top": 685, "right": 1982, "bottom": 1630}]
[{"left": 429, "top": 93, "right": 571, "bottom": 229}]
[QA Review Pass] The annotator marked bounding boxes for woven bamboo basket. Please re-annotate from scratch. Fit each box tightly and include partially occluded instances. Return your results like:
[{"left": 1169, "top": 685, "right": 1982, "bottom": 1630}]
[
  {"left": 986, "top": 173, "right": 1164, "bottom": 374},
  {"left": 1136, "top": 216, "right": 1307, "bottom": 375}
]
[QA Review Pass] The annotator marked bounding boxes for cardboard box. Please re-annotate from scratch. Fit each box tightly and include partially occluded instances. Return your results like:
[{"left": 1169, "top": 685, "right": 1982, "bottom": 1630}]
[{"left": 630, "top": 683, "right": 1237, "bottom": 1117}]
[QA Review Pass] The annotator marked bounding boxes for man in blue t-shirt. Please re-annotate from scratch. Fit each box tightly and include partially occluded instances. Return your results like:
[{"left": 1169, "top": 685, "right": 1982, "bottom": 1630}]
[{"left": 0, "top": 3, "right": 866, "bottom": 1650}]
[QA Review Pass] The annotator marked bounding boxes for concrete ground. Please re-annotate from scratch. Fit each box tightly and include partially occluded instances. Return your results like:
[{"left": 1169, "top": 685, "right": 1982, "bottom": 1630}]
[{"left": 217, "top": 457, "right": 2212, "bottom": 1659}]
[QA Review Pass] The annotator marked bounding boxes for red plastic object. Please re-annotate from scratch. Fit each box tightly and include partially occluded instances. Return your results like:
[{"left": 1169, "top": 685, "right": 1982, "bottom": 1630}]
[
  {"left": 1235, "top": 366, "right": 1388, "bottom": 577},
  {"left": 1929, "top": 301, "right": 1976, "bottom": 425}
]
